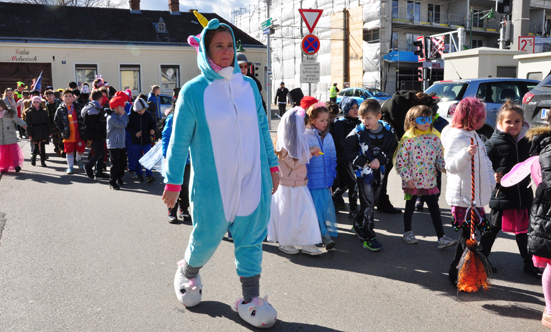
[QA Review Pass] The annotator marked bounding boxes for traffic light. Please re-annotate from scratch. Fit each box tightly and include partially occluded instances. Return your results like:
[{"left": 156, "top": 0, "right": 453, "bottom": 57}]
[
  {"left": 417, "top": 67, "right": 423, "bottom": 81},
  {"left": 413, "top": 37, "right": 425, "bottom": 62}
]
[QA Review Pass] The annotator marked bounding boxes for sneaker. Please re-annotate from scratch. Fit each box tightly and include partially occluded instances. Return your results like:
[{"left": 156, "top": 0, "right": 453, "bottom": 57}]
[
  {"left": 137, "top": 175, "right": 145, "bottom": 182},
  {"left": 437, "top": 235, "right": 457, "bottom": 249},
  {"left": 84, "top": 164, "right": 95, "bottom": 179},
  {"left": 168, "top": 211, "right": 178, "bottom": 223},
  {"left": 130, "top": 171, "right": 137, "bottom": 179},
  {"left": 227, "top": 231, "right": 233, "bottom": 242},
  {"left": 363, "top": 238, "right": 383, "bottom": 251},
  {"left": 40, "top": 161, "right": 47, "bottom": 167},
  {"left": 323, "top": 234, "right": 336, "bottom": 250},
  {"left": 15, "top": 166, "right": 21, "bottom": 173},
  {"left": 146, "top": 175, "right": 155, "bottom": 183},
  {"left": 351, "top": 224, "right": 367, "bottom": 241},
  {"left": 76, "top": 159, "right": 85, "bottom": 170},
  {"left": 109, "top": 182, "right": 120, "bottom": 190},
  {"left": 174, "top": 266, "right": 202, "bottom": 308},
  {"left": 234, "top": 296, "right": 277, "bottom": 329},
  {"left": 301, "top": 245, "right": 323, "bottom": 256},
  {"left": 65, "top": 167, "right": 74, "bottom": 175},
  {"left": 415, "top": 199, "right": 424, "bottom": 211},
  {"left": 278, "top": 245, "right": 299, "bottom": 255},
  {"left": 179, "top": 210, "right": 192, "bottom": 222},
  {"left": 403, "top": 231, "right": 418, "bottom": 244}
]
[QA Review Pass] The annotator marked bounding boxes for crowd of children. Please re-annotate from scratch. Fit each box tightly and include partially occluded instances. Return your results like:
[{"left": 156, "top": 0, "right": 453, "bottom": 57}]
[{"left": 4, "top": 77, "right": 551, "bottom": 328}]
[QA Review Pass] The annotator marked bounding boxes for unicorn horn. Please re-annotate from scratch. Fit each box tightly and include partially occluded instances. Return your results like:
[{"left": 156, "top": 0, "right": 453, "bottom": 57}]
[{"left": 194, "top": 11, "right": 209, "bottom": 28}]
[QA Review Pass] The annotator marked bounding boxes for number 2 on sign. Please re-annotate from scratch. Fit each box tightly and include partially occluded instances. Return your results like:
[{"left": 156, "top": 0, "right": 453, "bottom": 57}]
[{"left": 519, "top": 36, "right": 535, "bottom": 53}]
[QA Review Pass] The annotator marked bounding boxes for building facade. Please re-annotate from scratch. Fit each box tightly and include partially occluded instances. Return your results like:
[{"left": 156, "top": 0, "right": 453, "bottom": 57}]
[
  {"left": 0, "top": 1, "right": 266, "bottom": 99},
  {"left": 236, "top": 0, "right": 551, "bottom": 99}
]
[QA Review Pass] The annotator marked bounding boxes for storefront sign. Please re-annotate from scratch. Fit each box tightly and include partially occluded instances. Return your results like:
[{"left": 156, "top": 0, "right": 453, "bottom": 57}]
[{"left": 9, "top": 49, "right": 38, "bottom": 62}]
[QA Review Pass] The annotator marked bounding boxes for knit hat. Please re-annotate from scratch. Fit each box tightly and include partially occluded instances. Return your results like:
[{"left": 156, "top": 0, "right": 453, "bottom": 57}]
[
  {"left": 109, "top": 91, "right": 127, "bottom": 109},
  {"left": 340, "top": 97, "right": 358, "bottom": 116},
  {"left": 287, "top": 88, "right": 304, "bottom": 107},
  {"left": 300, "top": 96, "right": 318, "bottom": 111},
  {"left": 31, "top": 96, "right": 41, "bottom": 104},
  {"left": 236, "top": 53, "right": 249, "bottom": 65},
  {"left": 133, "top": 98, "right": 148, "bottom": 112},
  {"left": 124, "top": 89, "right": 132, "bottom": 102}
]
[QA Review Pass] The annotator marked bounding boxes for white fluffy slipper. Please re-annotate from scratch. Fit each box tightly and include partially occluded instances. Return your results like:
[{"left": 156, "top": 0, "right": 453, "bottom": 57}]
[
  {"left": 174, "top": 262, "right": 203, "bottom": 307},
  {"left": 233, "top": 296, "right": 277, "bottom": 329}
]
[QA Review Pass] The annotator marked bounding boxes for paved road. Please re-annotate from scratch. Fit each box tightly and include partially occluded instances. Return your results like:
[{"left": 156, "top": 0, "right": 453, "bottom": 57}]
[{"left": 0, "top": 119, "right": 547, "bottom": 331}]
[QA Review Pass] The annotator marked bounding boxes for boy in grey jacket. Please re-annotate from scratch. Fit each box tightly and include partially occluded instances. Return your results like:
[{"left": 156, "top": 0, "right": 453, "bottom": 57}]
[{"left": 106, "top": 92, "right": 129, "bottom": 190}]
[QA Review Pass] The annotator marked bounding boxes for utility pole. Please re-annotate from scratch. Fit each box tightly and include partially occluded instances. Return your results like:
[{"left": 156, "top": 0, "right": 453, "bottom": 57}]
[
  {"left": 266, "top": 0, "right": 272, "bottom": 130},
  {"left": 511, "top": 0, "right": 530, "bottom": 50}
]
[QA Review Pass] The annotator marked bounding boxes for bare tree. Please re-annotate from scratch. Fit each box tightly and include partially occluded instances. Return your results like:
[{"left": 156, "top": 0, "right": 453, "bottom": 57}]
[{"left": 11, "top": 0, "right": 123, "bottom": 7}]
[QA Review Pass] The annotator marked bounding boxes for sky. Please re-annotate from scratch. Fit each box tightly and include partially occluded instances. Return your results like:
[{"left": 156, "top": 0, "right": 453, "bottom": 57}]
[{"left": 139, "top": 0, "right": 257, "bottom": 22}]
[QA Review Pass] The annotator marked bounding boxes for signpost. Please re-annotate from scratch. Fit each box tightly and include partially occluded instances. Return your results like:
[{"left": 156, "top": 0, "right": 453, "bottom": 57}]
[
  {"left": 518, "top": 36, "right": 535, "bottom": 53},
  {"left": 298, "top": 9, "right": 323, "bottom": 94}
]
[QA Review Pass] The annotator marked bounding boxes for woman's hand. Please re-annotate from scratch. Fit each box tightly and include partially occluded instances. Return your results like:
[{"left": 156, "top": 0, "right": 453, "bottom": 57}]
[
  {"left": 370, "top": 159, "right": 380, "bottom": 170},
  {"left": 309, "top": 146, "right": 321, "bottom": 156},
  {"left": 407, "top": 180, "right": 415, "bottom": 189},
  {"left": 495, "top": 172, "right": 503, "bottom": 184},
  {"left": 162, "top": 190, "right": 179, "bottom": 209},
  {"left": 466, "top": 145, "right": 477, "bottom": 156},
  {"left": 271, "top": 172, "right": 280, "bottom": 195}
]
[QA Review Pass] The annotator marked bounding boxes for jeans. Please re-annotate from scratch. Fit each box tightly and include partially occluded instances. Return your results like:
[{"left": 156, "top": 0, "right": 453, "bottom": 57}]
[
  {"left": 86, "top": 140, "right": 105, "bottom": 174},
  {"left": 130, "top": 143, "right": 152, "bottom": 177}
]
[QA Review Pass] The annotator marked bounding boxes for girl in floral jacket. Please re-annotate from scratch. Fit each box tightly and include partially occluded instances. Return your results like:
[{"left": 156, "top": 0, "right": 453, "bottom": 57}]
[{"left": 395, "top": 105, "right": 457, "bottom": 249}]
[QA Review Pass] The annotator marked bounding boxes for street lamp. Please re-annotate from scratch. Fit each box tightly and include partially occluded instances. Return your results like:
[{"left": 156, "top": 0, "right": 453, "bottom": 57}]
[
  {"left": 469, "top": 8, "right": 496, "bottom": 49},
  {"left": 236, "top": 40, "right": 246, "bottom": 52}
]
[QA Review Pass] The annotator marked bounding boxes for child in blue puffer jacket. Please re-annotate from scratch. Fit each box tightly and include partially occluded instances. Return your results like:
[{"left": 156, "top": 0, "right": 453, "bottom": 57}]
[{"left": 305, "top": 102, "right": 338, "bottom": 249}]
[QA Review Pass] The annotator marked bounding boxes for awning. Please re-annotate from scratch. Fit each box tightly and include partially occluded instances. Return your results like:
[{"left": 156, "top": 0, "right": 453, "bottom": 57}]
[{"left": 382, "top": 51, "right": 420, "bottom": 63}]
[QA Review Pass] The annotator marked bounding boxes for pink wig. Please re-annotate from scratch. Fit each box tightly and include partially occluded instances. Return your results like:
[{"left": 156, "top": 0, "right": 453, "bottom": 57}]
[{"left": 451, "top": 97, "right": 486, "bottom": 131}]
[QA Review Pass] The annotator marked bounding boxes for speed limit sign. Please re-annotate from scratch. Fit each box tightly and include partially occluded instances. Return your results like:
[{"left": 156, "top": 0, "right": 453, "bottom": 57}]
[{"left": 518, "top": 36, "right": 535, "bottom": 53}]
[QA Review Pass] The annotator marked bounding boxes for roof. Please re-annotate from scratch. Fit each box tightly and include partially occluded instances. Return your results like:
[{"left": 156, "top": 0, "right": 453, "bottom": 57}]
[
  {"left": 434, "top": 78, "right": 540, "bottom": 83},
  {"left": 0, "top": 2, "right": 264, "bottom": 47}
]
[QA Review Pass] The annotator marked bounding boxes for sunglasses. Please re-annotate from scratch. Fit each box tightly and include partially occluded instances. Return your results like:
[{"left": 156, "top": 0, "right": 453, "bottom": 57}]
[
  {"left": 239, "top": 64, "right": 248, "bottom": 69},
  {"left": 415, "top": 116, "right": 432, "bottom": 125}
]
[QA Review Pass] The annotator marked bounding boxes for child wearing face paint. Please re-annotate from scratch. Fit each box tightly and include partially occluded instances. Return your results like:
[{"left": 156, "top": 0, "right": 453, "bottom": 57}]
[
  {"left": 344, "top": 99, "right": 397, "bottom": 251},
  {"left": 395, "top": 105, "right": 456, "bottom": 250},
  {"left": 481, "top": 101, "right": 540, "bottom": 277},
  {"left": 304, "top": 100, "right": 338, "bottom": 249}
]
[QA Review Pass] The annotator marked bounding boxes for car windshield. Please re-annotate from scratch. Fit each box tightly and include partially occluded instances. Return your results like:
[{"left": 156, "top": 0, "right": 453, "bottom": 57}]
[
  {"left": 425, "top": 82, "right": 468, "bottom": 101},
  {"left": 365, "top": 89, "right": 390, "bottom": 97}
]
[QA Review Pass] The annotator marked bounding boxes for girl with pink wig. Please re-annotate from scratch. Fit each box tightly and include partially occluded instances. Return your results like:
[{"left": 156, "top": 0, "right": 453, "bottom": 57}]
[{"left": 440, "top": 97, "right": 496, "bottom": 284}]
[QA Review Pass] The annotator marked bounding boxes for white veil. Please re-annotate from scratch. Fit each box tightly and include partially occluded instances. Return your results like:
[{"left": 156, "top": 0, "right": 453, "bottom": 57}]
[{"left": 275, "top": 106, "right": 310, "bottom": 164}]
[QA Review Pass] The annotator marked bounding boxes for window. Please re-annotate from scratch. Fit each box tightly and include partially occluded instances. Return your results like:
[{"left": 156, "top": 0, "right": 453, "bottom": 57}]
[
  {"left": 407, "top": 1, "right": 420, "bottom": 22},
  {"left": 406, "top": 33, "right": 421, "bottom": 51},
  {"left": 392, "top": 0, "right": 399, "bottom": 19},
  {"left": 392, "top": 32, "right": 399, "bottom": 49},
  {"left": 428, "top": 4, "right": 441, "bottom": 23},
  {"left": 471, "top": 39, "right": 484, "bottom": 49},
  {"left": 75, "top": 64, "right": 97, "bottom": 87},
  {"left": 353, "top": 89, "right": 363, "bottom": 97},
  {"left": 344, "top": 89, "right": 354, "bottom": 96},
  {"left": 120, "top": 65, "right": 140, "bottom": 92},
  {"left": 156, "top": 17, "right": 167, "bottom": 33},
  {"left": 363, "top": 29, "right": 380, "bottom": 43},
  {"left": 472, "top": 9, "right": 483, "bottom": 28},
  {"left": 527, "top": 72, "right": 542, "bottom": 80},
  {"left": 496, "top": 67, "right": 517, "bottom": 78},
  {"left": 160, "top": 65, "right": 180, "bottom": 93}
]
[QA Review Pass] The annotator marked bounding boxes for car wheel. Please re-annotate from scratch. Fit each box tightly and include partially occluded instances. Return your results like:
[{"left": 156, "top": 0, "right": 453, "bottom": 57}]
[{"left": 476, "top": 125, "right": 494, "bottom": 143}]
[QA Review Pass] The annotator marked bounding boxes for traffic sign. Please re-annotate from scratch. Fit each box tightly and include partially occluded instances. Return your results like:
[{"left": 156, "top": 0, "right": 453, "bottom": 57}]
[
  {"left": 301, "top": 34, "right": 320, "bottom": 55},
  {"left": 518, "top": 36, "right": 535, "bottom": 53},
  {"left": 302, "top": 54, "right": 317, "bottom": 63},
  {"left": 262, "top": 27, "right": 271, "bottom": 35},
  {"left": 300, "top": 62, "right": 320, "bottom": 83},
  {"left": 298, "top": 9, "right": 323, "bottom": 33},
  {"left": 261, "top": 18, "right": 272, "bottom": 29}
]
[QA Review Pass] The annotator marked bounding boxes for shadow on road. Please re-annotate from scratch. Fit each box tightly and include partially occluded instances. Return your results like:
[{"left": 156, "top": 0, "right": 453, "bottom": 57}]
[{"left": 185, "top": 301, "right": 344, "bottom": 331}]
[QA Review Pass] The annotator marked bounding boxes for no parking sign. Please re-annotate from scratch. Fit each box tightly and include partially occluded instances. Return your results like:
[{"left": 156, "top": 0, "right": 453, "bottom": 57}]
[{"left": 301, "top": 34, "right": 320, "bottom": 55}]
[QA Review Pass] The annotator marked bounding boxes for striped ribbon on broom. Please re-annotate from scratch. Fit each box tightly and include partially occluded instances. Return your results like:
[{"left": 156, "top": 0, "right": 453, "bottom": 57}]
[{"left": 456, "top": 137, "right": 491, "bottom": 292}]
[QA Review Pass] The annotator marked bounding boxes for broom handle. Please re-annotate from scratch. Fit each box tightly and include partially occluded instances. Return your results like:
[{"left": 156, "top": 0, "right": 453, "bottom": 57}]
[{"left": 470, "top": 137, "right": 476, "bottom": 240}]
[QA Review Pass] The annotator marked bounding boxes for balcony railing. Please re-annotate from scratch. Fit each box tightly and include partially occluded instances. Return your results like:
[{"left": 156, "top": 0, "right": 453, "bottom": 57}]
[{"left": 392, "top": 11, "right": 500, "bottom": 31}]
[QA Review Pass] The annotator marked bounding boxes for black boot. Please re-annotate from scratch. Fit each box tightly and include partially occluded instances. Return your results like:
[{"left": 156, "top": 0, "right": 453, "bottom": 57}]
[
  {"left": 517, "top": 233, "right": 542, "bottom": 277},
  {"left": 40, "top": 153, "right": 47, "bottom": 167},
  {"left": 31, "top": 154, "right": 36, "bottom": 166}
]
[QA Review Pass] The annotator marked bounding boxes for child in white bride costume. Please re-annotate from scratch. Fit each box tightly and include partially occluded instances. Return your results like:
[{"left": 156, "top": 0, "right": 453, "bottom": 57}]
[{"left": 161, "top": 12, "right": 279, "bottom": 329}]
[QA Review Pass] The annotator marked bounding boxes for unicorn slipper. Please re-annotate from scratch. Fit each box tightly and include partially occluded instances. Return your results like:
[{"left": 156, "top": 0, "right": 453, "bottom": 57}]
[
  {"left": 174, "top": 265, "right": 202, "bottom": 308},
  {"left": 233, "top": 296, "right": 277, "bottom": 329}
]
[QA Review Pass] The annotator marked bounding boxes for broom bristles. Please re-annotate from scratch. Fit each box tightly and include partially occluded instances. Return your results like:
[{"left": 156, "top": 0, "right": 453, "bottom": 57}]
[{"left": 457, "top": 239, "right": 492, "bottom": 292}]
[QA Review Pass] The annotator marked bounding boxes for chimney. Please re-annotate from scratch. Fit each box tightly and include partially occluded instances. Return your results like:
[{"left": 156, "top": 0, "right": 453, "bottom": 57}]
[
  {"left": 169, "top": 0, "right": 180, "bottom": 15},
  {"left": 129, "top": 0, "right": 141, "bottom": 14}
]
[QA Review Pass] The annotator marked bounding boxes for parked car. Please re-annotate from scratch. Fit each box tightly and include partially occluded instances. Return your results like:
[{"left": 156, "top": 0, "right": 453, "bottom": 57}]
[
  {"left": 425, "top": 78, "right": 539, "bottom": 140},
  {"left": 522, "top": 74, "right": 551, "bottom": 128},
  {"left": 158, "top": 94, "right": 174, "bottom": 117},
  {"left": 336, "top": 87, "right": 391, "bottom": 107}
]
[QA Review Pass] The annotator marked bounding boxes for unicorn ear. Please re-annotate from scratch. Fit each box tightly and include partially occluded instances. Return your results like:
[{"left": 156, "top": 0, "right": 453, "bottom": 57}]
[
  {"left": 187, "top": 35, "right": 201, "bottom": 53},
  {"left": 206, "top": 18, "right": 220, "bottom": 30}
]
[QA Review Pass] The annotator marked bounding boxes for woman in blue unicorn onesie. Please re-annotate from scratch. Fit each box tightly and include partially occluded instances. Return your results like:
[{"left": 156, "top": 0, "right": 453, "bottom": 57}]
[{"left": 161, "top": 12, "right": 280, "bottom": 329}]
